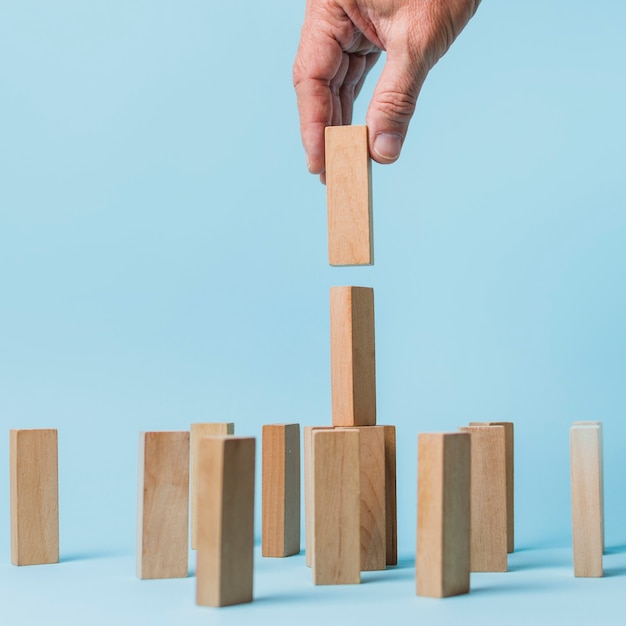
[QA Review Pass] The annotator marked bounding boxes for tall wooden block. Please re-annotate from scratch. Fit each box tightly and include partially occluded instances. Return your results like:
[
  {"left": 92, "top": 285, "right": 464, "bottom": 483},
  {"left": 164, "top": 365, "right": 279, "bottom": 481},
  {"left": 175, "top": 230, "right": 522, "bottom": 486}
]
[
  {"left": 196, "top": 436, "right": 255, "bottom": 607},
  {"left": 312, "top": 429, "right": 361, "bottom": 585},
  {"left": 384, "top": 425, "right": 398, "bottom": 566},
  {"left": 10, "top": 429, "right": 59, "bottom": 566},
  {"left": 570, "top": 424, "right": 603, "bottom": 577},
  {"left": 417, "top": 433, "right": 470, "bottom": 598},
  {"left": 459, "top": 425, "right": 508, "bottom": 572},
  {"left": 136, "top": 431, "right": 190, "bottom": 579},
  {"left": 190, "top": 422, "right": 235, "bottom": 550},
  {"left": 262, "top": 423, "right": 301, "bottom": 557},
  {"left": 325, "top": 124, "right": 373, "bottom": 266},
  {"left": 330, "top": 286, "right": 376, "bottom": 427}
]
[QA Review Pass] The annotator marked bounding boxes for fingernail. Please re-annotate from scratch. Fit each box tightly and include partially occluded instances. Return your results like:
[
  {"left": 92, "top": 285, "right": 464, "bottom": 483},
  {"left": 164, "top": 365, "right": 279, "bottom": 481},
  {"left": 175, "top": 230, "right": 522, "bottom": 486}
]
[{"left": 373, "top": 133, "right": 403, "bottom": 161}]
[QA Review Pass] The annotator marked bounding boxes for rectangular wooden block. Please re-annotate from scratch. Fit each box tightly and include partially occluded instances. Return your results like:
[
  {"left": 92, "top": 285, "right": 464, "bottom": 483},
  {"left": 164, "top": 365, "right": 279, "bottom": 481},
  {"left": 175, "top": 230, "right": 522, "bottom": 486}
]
[
  {"left": 417, "top": 433, "right": 470, "bottom": 598},
  {"left": 325, "top": 124, "right": 373, "bottom": 266},
  {"left": 136, "top": 431, "right": 190, "bottom": 579},
  {"left": 10, "top": 429, "right": 59, "bottom": 566},
  {"left": 459, "top": 425, "right": 508, "bottom": 572},
  {"left": 330, "top": 286, "right": 376, "bottom": 427},
  {"left": 190, "top": 422, "right": 234, "bottom": 550},
  {"left": 312, "top": 429, "right": 361, "bottom": 585},
  {"left": 196, "top": 436, "right": 255, "bottom": 606},
  {"left": 384, "top": 425, "right": 398, "bottom": 566},
  {"left": 570, "top": 424, "right": 603, "bottom": 577},
  {"left": 262, "top": 423, "right": 301, "bottom": 557}
]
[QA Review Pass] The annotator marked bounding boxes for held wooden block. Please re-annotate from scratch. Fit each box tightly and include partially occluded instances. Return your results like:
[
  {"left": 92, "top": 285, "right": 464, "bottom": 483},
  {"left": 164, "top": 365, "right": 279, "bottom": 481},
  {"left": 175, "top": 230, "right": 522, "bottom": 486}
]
[
  {"left": 330, "top": 286, "right": 376, "bottom": 427},
  {"left": 570, "top": 424, "right": 603, "bottom": 577},
  {"left": 384, "top": 425, "right": 398, "bottom": 566},
  {"left": 190, "top": 423, "right": 235, "bottom": 550},
  {"left": 136, "top": 431, "right": 190, "bottom": 580},
  {"left": 325, "top": 125, "right": 373, "bottom": 266},
  {"left": 417, "top": 433, "right": 470, "bottom": 598},
  {"left": 262, "top": 423, "right": 301, "bottom": 557},
  {"left": 10, "top": 429, "right": 59, "bottom": 566},
  {"left": 459, "top": 425, "right": 508, "bottom": 572},
  {"left": 312, "top": 429, "right": 361, "bottom": 585},
  {"left": 196, "top": 436, "right": 255, "bottom": 607}
]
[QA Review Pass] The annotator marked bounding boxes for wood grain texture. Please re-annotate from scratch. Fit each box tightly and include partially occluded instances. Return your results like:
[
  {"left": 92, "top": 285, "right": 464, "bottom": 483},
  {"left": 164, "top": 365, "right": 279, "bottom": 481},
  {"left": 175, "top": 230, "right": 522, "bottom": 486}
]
[
  {"left": 330, "top": 286, "right": 376, "bottom": 427},
  {"left": 417, "top": 433, "right": 470, "bottom": 598},
  {"left": 570, "top": 424, "right": 603, "bottom": 577},
  {"left": 10, "top": 429, "right": 59, "bottom": 566},
  {"left": 136, "top": 431, "right": 190, "bottom": 579},
  {"left": 459, "top": 425, "right": 508, "bottom": 572},
  {"left": 190, "top": 422, "right": 234, "bottom": 550},
  {"left": 383, "top": 425, "right": 398, "bottom": 566},
  {"left": 262, "top": 423, "right": 301, "bottom": 557},
  {"left": 196, "top": 436, "right": 255, "bottom": 606},
  {"left": 325, "top": 125, "right": 373, "bottom": 266},
  {"left": 312, "top": 429, "right": 361, "bottom": 585}
]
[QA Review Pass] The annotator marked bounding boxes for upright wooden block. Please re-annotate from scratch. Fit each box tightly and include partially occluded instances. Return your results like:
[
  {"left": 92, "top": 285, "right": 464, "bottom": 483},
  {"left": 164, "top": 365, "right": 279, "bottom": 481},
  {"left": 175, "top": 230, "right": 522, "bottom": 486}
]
[
  {"left": 570, "top": 424, "right": 603, "bottom": 577},
  {"left": 312, "top": 429, "right": 361, "bottom": 585},
  {"left": 325, "top": 125, "right": 373, "bottom": 266},
  {"left": 417, "top": 433, "right": 470, "bottom": 598},
  {"left": 262, "top": 423, "right": 301, "bottom": 557},
  {"left": 459, "top": 425, "right": 508, "bottom": 572},
  {"left": 10, "top": 429, "right": 59, "bottom": 566},
  {"left": 136, "top": 431, "right": 190, "bottom": 580},
  {"left": 383, "top": 425, "right": 398, "bottom": 566},
  {"left": 196, "top": 436, "right": 255, "bottom": 607},
  {"left": 330, "top": 286, "right": 376, "bottom": 427},
  {"left": 190, "top": 422, "right": 234, "bottom": 550}
]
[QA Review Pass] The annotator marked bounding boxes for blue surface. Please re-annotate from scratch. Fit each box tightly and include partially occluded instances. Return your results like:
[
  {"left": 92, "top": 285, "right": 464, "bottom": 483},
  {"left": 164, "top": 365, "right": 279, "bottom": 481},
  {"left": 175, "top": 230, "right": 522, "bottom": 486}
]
[{"left": 1, "top": 2, "right": 626, "bottom": 623}]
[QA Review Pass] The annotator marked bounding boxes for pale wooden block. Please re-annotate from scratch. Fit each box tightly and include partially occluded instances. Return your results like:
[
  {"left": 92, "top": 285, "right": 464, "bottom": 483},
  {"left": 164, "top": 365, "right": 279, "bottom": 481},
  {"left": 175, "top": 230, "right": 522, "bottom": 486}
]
[
  {"left": 136, "top": 431, "right": 190, "bottom": 579},
  {"left": 190, "top": 422, "right": 234, "bottom": 550},
  {"left": 262, "top": 423, "right": 300, "bottom": 557},
  {"left": 383, "top": 425, "right": 398, "bottom": 566},
  {"left": 325, "top": 125, "right": 373, "bottom": 266},
  {"left": 330, "top": 286, "right": 376, "bottom": 427},
  {"left": 312, "top": 429, "right": 361, "bottom": 584},
  {"left": 570, "top": 424, "right": 603, "bottom": 577},
  {"left": 196, "top": 436, "right": 255, "bottom": 606},
  {"left": 417, "top": 432, "right": 470, "bottom": 598},
  {"left": 10, "top": 429, "right": 59, "bottom": 566},
  {"left": 459, "top": 425, "right": 508, "bottom": 572}
]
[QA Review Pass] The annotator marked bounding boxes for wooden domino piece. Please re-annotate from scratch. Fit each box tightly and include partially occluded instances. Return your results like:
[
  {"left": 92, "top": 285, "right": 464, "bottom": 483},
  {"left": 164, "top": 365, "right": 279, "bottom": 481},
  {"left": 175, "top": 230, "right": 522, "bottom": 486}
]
[
  {"left": 136, "top": 431, "right": 190, "bottom": 579},
  {"left": 459, "top": 425, "right": 508, "bottom": 572},
  {"left": 325, "top": 125, "right": 373, "bottom": 266},
  {"left": 383, "top": 425, "right": 398, "bottom": 566},
  {"left": 417, "top": 432, "right": 470, "bottom": 598},
  {"left": 190, "top": 422, "right": 234, "bottom": 550},
  {"left": 262, "top": 423, "right": 300, "bottom": 557},
  {"left": 196, "top": 436, "right": 255, "bottom": 606},
  {"left": 10, "top": 429, "right": 59, "bottom": 566},
  {"left": 570, "top": 424, "right": 603, "bottom": 577},
  {"left": 330, "top": 286, "right": 376, "bottom": 427},
  {"left": 312, "top": 428, "right": 361, "bottom": 585}
]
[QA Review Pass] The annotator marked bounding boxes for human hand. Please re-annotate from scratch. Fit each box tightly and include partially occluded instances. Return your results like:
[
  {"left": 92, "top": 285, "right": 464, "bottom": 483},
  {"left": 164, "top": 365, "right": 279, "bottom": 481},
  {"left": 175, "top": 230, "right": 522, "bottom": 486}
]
[{"left": 293, "top": 0, "right": 480, "bottom": 180}]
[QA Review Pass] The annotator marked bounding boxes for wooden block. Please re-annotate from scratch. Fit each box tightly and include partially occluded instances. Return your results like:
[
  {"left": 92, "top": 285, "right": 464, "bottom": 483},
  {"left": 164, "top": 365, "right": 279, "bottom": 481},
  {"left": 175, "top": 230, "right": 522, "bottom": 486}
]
[
  {"left": 312, "top": 429, "right": 361, "bottom": 584},
  {"left": 417, "top": 433, "right": 470, "bottom": 598},
  {"left": 459, "top": 425, "right": 508, "bottom": 572},
  {"left": 325, "top": 125, "right": 373, "bottom": 266},
  {"left": 383, "top": 425, "right": 398, "bottom": 566},
  {"left": 570, "top": 424, "right": 603, "bottom": 577},
  {"left": 196, "top": 436, "right": 255, "bottom": 606},
  {"left": 190, "top": 422, "right": 234, "bottom": 550},
  {"left": 136, "top": 431, "right": 190, "bottom": 579},
  {"left": 10, "top": 429, "right": 59, "bottom": 566},
  {"left": 262, "top": 423, "right": 300, "bottom": 557},
  {"left": 330, "top": 286, "right": 376, "bottom": 427}
]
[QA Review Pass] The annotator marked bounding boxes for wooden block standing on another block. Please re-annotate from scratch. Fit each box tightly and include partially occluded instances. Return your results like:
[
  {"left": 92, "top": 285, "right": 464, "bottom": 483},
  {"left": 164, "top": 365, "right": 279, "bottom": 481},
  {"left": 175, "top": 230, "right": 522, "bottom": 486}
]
[
  {"left": 325, "top": 125, "right": 373, "bottom": 266},
  {"left": 383, "top": 425, "right": 398, "bottom": 566},
  {"left": 196, "top": 436, "right": 256, "bottom": 607},
  {"left": 417, "top": 432, "right": 470, "bottom": 598},
  {"left": 570, "top": 424, "right": 603, "bottom": 577},
  {"left": 10, "top": 429, "right": 59, "bottom": 566},
  {"left": 136, "top": 431, "right": 190, "bottom": 579},
  {"left": 262, "top": 424, "right": 301, "bottom": 557},
  {"left": 330, "top": 286, "right": 376, "bottom": 427}
]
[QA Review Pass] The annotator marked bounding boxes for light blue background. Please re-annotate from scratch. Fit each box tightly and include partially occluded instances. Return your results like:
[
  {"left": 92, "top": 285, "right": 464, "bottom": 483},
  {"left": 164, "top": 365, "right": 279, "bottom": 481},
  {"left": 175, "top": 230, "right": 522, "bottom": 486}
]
[{"left": 1, "top": 1, "right": 625, "bottom": 624}]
